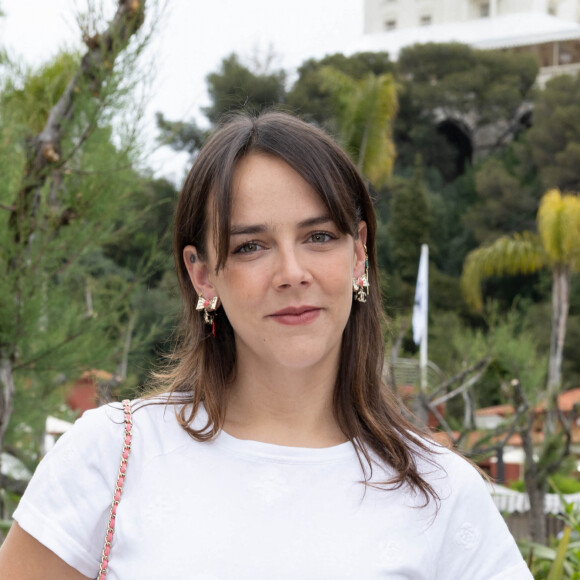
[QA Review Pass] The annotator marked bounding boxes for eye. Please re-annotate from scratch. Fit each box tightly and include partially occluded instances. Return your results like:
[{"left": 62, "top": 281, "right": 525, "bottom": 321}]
[
  {"left": 233, "top": 241, "right": 262, "bottom": 254},
  {"left": 309, "top": 231, "right": 336, "bottom": 243}
]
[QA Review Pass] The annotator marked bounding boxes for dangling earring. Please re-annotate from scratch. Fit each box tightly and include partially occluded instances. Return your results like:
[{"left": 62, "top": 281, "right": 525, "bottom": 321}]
[
  {"left": 352, "top": 245, "right": 369, "bottom": 303},
  {"left": 196, "top": 294, "right": 220, "bottom": 337}
]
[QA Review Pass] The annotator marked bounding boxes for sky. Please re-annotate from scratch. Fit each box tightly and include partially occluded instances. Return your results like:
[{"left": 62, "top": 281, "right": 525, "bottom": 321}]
[{"left": 0, "top": 0, "right": 365, "bottom": 181}]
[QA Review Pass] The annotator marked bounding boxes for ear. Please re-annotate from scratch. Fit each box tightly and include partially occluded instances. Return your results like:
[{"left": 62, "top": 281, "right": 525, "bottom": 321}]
[
  {"left": 353, "top": 221, "right": 368, "bottom": 278},
  {"left": 183, "top": 245, "right": 218, "bottom": 300}
]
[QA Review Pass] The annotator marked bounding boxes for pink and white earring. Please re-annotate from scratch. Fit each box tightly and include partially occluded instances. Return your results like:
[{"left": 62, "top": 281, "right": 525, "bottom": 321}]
[
  {"left": 352, "top": 245, "right": 370, "bottom": 303},
  {"left": 196, "top": 295, "right": 220, "bottom": 337}
]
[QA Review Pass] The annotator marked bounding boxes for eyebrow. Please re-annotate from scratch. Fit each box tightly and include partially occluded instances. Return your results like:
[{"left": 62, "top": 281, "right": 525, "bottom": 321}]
[{"left": 230, "top": 215, "right": 333, "bottom": 236}]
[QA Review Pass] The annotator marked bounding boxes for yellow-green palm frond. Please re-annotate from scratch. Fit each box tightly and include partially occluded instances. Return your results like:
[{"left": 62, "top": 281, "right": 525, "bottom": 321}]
[
  {"left": 318, "top": 66, "right": 357, "bottom": 133},
  {"left": 461, "top": 232, "right": 547, "bottom": 311},
  {"left": 357, "top": 73, "right": 397, "bottom": 187},
  {"left": 538, "top": 188, "right": 580, "bottom": 270},
  {"left": 318, "top": 68, "right": 397, "bottom": 187}
]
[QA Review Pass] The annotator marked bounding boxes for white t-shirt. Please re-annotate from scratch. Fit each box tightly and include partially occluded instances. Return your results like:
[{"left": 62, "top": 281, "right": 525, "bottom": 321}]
[{"left": 14, "top": 400, "right": 531, "bottom": 579}]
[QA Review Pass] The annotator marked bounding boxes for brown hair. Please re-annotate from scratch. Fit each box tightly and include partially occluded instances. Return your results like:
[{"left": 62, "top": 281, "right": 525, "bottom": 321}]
[{"left": 152, "top": 111, "right": 439, "bottom": 505}]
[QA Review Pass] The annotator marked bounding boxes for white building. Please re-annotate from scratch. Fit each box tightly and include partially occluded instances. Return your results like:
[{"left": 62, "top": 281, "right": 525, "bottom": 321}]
[
  {"left": 354, "top": 1, "right": 580, "bottom": 88},
  {"left": 365, "top": 0, "right": 580, "bottom": 34}
]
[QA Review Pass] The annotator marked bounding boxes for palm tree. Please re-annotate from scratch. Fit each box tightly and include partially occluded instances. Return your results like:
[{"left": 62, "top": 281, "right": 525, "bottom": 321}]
[
  {"left": 318, "top": 67, "right": 397, "bottom": 187},
  {"left": 461, "top": 189, "right": 580, "bottom": 408}
]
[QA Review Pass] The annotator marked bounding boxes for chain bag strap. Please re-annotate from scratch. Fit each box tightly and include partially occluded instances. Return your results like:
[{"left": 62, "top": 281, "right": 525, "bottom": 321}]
[{"left": 97, "top": 399, "right": 133, "bottom": 579}]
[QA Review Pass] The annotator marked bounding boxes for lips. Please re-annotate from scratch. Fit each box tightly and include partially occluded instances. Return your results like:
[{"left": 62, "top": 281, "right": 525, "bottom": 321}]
[{"left": 269, "top": 306, "right": 321, "bottom": 326}]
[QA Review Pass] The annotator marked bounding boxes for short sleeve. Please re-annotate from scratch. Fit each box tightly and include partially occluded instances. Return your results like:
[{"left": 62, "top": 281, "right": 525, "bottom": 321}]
[
  {"left": 431, "top": 452, "right": 533, "bottom": 580},
  {"left": 13, "top": 403, "right": 126, "bottom": 578}
]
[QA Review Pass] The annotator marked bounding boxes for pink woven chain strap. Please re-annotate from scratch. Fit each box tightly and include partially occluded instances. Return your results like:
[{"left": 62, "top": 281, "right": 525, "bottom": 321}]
[{"left": 97, "top": 399, "right": 133, "bottom": 579}]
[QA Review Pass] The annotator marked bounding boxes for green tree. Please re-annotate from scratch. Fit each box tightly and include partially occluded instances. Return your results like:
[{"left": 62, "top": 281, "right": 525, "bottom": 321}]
[
  {"left": 474, "top": 313, "right": 555, "bottom": 546},
  {"left": 462, "top": 148, "right": 541, "bottom": 245},
  {"left": 156, "top": 52, "right": 287, "bottom": 157},
  {"left": 397, "top": 43, "right": 537, "bottom": 125},
  {"left": 287, "top": 52, "right": 393, "bottom": 129},
  {"left": 461, "top": 189, "right": 580, "bottom": 408},
  {"left": 424, "top": 308, "right": 572, "bottom": 545},
  {"left": 155, "top": 112, "right": 206, "bottom": 157},
  {"left": 388, "top": 156, "right": 430, "bottom": 283},
  {"left": 317, "top": 67, "right": 397, "bottom": 187},
  {"left": 528, "top": 72, "right": 580, "bottom": 191},
  {"left": 0, "top": 52, "right": 79, "bottom": 135},
  {"left": 395, "top": 43, "right": 538, "bottom": 179},
  {"left": 203, "top": 53, "right": 286, "bottom": 124},
  {"left": 0, "top": 0, "right": 153, "bottom": 486}
]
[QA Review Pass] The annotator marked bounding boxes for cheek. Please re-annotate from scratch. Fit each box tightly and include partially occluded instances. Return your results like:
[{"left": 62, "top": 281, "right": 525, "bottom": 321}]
[
  {"left": 318, "top": 257, "right": 354, "bottom": 292},
  {"left": 216, "top": 267, "right": 264, "bottom": 309}
]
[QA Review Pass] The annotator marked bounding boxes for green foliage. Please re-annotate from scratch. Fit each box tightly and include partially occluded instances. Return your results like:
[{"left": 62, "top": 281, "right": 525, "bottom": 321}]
[
  {"left": 203, "top": 53, "right": 286, "bottom": 124},
  {"left": 317, "top": 67, "right": 397, "bottom": 186},
  {"left": 538, "top": 189, "right": 580, "bottom": 267},
  {"left": 0, "top": 126, "right": 143, "bottom": 366},
  {"left": 463, "top": 144, "right": 541, "bottom": 245},
  {"left": 428, "top": 306, "right": 547, "bottom": 418},
  {"left": 427, "top": 310, "right": 478, "bottom": 375},
  {"left": 397, "top": 43, "right": 538, "bottom": 123},
  {"left": 155, "top": 112, "right": 206, "bottom": 157},
  {"left": 509, "top": 479, "right": 527, "bottom": 492},
  {"left": 461, "top": 231, "right": 547, "bottom": 311},
  {"left": 393, "top": 82, "right": 461, "bottom": 181},
  {"left": 103, "top": 177, "right": 176, "bottom": 280},
  {"left": 287, "top": 52, "right": 393, "bottom": 129},
  {"left": 522, "top": 495, "right": 580, "bottom": 579},
  {"left": 394, "top": 43, "right": 538, "bottom": 182},
  {"left": 429, "top": 266, "right": 463, "bottom": 312},
  {"left": 0, "top": 52, "right": 79, "bottom": 134},
  {"left": 528, "top": 73, "right": 580, "bottom": 191},
  {"left": 388, "top": 156, "right": 430, "bottom": 282},
  {"left": 549, "top": 474, "right": 580, "bottom": 495},
  {"left": 485, "top": 306, "right": 547, "bottom": 399},
  {"left": 0, "top": 0, "right": 164, "bottom": 472},
  {"left": 156, "top": 52, "right": 287, "bottom": 156},
  {"left": 428, "top": 168, "right": 479, "bottom": 277}
]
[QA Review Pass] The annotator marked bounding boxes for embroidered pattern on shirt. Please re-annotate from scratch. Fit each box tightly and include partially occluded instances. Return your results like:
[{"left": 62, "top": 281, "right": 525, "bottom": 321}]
[
  {"left": 454, "top": 522, "right": 480, "bottom": 550},
  {"left": 379, "top": 539, "right": 403, "bottom": 565}
]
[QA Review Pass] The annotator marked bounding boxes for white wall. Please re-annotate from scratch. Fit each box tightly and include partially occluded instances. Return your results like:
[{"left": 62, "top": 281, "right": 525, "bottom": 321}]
[{"left": 364, "top": 0, "right": 580, "bottom": 33}]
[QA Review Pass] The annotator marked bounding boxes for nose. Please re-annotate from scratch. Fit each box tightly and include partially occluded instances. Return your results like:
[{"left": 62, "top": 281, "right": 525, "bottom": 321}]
[{"left": 272, "top": 246, "right": 313, "bottom": 290}]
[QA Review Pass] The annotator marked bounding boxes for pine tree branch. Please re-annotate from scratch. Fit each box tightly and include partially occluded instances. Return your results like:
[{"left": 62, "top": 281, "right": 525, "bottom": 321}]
[
  {"left": 431, "top": 364, "right": 488, "bottom": 407},
  {"left": 428, "top": 356, "right": 490, "bottom": 401},
  {"left": 8, "top": 0, "right": 147, "bottom": 246}
]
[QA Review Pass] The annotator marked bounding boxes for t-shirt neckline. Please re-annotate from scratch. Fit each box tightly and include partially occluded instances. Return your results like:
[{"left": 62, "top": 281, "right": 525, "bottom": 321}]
[{"left": 214, "top": 427, "right": 357, "bottom": 463}]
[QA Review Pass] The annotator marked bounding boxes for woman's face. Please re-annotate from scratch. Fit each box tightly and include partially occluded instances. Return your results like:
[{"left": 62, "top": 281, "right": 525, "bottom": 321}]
[{"left": 184, "top": 153, "right": 367, "bottom": 373}]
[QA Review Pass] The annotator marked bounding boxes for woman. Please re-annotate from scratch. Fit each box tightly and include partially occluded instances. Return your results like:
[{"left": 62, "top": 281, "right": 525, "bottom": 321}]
[{"left": 0, "top": 112, "right": 530, "bottom": 579}]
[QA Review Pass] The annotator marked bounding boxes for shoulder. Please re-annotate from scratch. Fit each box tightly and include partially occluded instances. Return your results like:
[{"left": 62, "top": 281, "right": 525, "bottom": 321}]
[
  {"left": 407, "top": 437, "right": 530, "bottom": 578},
  {"left": 420, "top": 438, "right": 498, "bottom": 515},
  {"left": 408, "top": 434, "right": 486, "bottom": 493},
  {"left": 18, "top": 394, "right": 201, "bottom": 508},
  {"left": 12, "top": 404, "right": 129, "bottom": 576},
  {"left": 75, "top": 396, "right": 206, "bottom": 463},
  {"left": 12, "top": 396, "right": 201, "bottom": 577}
]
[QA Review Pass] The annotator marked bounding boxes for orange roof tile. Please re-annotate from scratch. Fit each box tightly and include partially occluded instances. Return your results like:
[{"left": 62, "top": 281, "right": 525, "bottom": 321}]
[{"left": 475, "top": 404, "right": 515, "bottom": 417}]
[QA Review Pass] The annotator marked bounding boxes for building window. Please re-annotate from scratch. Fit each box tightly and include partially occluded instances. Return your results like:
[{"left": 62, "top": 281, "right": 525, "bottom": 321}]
[
  {"left": 384, "top": 19, "right": 397, "bottom": 30},
  {"left": 480, "top": 2, "right": 490, "bottom": 17},
  {"left": 420, "top": 15, "right": 432, "bottom": 26}
]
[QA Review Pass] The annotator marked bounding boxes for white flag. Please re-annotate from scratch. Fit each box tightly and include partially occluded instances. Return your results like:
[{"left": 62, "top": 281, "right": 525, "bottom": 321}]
[{"left": 412, "top": 245, "right": 429, "bottom": 345}]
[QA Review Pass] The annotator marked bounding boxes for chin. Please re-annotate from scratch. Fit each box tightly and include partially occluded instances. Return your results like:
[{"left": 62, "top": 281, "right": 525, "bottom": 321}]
[{"left": 271, "top": 343, "right": 339, "bottom": 371}]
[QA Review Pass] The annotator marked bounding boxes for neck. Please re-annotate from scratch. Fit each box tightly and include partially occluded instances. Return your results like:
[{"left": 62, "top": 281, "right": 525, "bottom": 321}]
[{"left": 223, "top": 358, "right": 345, "bottom": 448}]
